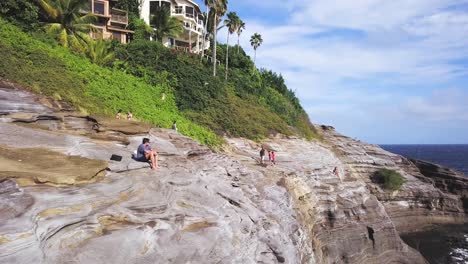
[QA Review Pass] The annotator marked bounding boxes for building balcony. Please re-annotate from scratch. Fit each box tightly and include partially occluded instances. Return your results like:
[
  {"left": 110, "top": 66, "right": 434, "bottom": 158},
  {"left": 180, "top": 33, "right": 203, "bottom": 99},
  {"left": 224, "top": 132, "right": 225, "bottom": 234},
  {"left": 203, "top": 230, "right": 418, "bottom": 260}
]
[
  {"left": 110, "top": 8, "right": 128, "bottom": 24},
  {"left": 172, "top": 7, "right": 199, "bottom": 22}
]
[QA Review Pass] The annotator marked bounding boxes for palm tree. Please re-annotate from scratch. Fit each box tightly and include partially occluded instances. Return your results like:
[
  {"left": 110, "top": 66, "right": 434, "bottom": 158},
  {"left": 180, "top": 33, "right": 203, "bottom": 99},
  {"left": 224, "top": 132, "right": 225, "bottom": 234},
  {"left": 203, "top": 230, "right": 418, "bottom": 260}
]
[
  {"left": 84, "top": 39, "right": 115, "bottom": 66},
  {"left": 250, "top": 33, "right": 263, "bottom": 65},
  {"left": 150, "top": 5, "right": 183, "bottom": 43},
  {"left": 200, "top": 6, "right": 209, "bottom": 60},
  {"left": 236, "top": 20, "right": 245, "bottom": 54},
  {"left": 205, "top": 0, "right": 228, "bottom": 76},
  {"left": 224, "top": 12, "right": 240, "bottom": 80},
  {"left": 37, "top": 0, "right": 96, "bottom": 50}
]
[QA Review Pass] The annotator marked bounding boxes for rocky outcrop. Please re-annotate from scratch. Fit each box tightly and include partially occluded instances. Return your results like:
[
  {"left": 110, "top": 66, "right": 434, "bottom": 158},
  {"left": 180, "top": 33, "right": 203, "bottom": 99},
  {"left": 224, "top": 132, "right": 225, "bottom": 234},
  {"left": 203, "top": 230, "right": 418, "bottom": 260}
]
[
  {"left": 0, "top": 86, "right": 313, "bottom": 263},
  {"left": 318, "top": 126, "right": 467, "bottom": 235},
  {"left": 410, "top": 159, "right": 468, "bottom": 197},
  {"left": 1, "top": 84, "right": 467, "bottom": 264},
  {"left": 226, "top": 138, "right": 425, "bottom": 264}
]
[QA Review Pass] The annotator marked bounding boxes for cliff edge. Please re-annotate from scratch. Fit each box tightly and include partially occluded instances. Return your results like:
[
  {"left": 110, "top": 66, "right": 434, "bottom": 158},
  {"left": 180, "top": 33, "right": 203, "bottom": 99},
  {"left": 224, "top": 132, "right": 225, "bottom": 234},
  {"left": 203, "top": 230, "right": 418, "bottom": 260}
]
[{"left": 1, "top": 84, "right": 467, "bottom": 263}]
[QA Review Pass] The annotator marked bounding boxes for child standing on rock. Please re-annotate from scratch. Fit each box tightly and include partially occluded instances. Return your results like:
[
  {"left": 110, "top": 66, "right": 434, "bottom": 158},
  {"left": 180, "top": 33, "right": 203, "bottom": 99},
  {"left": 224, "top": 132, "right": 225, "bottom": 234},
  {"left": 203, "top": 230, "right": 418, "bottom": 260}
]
[{"left": 270, "top": 151, "right": 276, "bottom": 165}]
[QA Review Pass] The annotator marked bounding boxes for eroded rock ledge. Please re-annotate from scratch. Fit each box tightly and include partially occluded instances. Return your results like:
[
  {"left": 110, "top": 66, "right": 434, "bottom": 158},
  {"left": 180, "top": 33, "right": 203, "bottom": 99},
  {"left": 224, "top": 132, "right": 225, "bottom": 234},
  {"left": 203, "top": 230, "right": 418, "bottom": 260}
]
[
  {"left": 0, "top": 84, "right": 467, "bottom": 264},
  {"left": 319, "top": 126, "right": 467, "bottom": 235}
]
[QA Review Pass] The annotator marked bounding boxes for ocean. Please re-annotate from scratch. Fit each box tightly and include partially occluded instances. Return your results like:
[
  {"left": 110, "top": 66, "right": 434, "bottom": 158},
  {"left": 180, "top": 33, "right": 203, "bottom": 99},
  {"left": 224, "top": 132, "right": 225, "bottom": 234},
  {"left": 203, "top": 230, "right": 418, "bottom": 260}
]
[
  {"left": 380, "top": 144, "right": 468, "bottom": 176},
  {"left": 380, "top": 144, "right": 468, "bottom": 264}
]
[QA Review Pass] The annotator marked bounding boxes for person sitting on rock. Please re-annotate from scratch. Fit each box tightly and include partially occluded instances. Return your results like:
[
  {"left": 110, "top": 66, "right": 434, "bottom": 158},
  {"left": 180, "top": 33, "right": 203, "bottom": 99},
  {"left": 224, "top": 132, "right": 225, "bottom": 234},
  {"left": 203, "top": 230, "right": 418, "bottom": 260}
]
[
  {"left": 172, "top": 120, "right": 177, "bottom": 131},
  {"left": 127, "top": 111, "right": 133, "bottom": 120},
  {"left": 116, "top": 110, "right": 122, "bottom": 119},
  {"left": 136, "top": 138, "right": 159, "bottom": 170}
]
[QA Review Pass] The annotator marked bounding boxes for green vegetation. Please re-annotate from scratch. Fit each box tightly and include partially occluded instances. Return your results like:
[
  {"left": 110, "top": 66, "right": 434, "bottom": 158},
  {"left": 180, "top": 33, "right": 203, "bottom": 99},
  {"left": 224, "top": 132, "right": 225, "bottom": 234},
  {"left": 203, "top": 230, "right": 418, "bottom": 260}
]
[
  {"left": 223, "top": 11, "right": 241, "bottom": 80},
  {"left": 250, "top": 33, "right": 263, "bottom": 65},
  {"left": 0, "top": 0, "right": 40, "bottom": 30},
  {"left": 116, "top": 40, "right": 317, "bottom": 139},
  {"left": 206, "top": 0, "right": 228, "bottom": 76},
  {"left": 149, "top": 5, "right": 183, "bottom": 42},
  {"left": 37, "top": 0, "right": 96, "bottom": 50},
  {"left": 375, "top": 169, "right": 406, "bottom": 191},
  {"left": 0, "top": 19, "right": 222, "bottom": 147},
  {"left": 0, "top": 0, "right": 318, "bottom": 147}
]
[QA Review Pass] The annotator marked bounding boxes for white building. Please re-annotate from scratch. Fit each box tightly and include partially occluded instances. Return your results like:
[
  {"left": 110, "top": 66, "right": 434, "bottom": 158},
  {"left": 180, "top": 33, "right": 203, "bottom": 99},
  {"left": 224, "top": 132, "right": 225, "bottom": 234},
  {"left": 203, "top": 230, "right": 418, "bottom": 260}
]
[{"left": 140, "top": 0, "right": 210, "bottom": 53}]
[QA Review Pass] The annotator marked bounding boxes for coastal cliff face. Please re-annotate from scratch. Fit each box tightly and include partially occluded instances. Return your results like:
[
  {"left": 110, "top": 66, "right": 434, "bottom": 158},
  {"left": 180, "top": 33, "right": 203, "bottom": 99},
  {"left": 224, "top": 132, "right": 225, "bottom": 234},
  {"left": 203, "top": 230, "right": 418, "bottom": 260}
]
[
  {"left": 0, "top": 84, "right": 466, "bottom": 263},
  {"left": 319, "top": 126, "right": 467, "bottom": 234}
]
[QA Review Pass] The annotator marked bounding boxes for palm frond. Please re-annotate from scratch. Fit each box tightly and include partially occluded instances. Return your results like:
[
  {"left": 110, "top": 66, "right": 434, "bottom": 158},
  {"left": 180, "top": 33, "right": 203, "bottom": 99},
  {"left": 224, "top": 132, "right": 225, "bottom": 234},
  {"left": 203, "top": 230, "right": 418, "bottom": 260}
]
[{"left": 38, "top": 0, "right": 59, "bottom": 19}]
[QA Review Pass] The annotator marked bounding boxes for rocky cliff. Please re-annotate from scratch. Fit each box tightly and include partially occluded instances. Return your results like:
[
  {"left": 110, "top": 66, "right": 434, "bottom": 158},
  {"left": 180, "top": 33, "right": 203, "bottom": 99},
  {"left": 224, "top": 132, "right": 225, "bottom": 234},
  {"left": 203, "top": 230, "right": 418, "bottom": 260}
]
[{"left": 0, "top": 83, "right": 467, "bottom": 263}]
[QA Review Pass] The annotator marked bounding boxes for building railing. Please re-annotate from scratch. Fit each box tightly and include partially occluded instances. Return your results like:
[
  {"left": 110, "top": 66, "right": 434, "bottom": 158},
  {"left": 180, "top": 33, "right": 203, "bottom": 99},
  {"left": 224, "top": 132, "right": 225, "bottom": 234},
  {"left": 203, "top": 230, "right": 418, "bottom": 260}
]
[
  {"left": 174, "top": 46, "right": 189, "bottom": 52},
  {"left": 110, "top": 10, "right": 128, "bottom": 24}
]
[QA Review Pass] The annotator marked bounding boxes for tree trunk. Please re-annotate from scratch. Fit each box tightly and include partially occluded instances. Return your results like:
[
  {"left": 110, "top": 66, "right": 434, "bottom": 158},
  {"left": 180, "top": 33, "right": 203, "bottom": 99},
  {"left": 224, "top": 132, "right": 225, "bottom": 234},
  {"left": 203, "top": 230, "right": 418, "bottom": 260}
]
[
  {"left": 253, "top": 48, "right": 257, "bottom": 73},
  {"left": 200, "top": 4, "right": 208, "bottom": 61},
  {"left": 189, "top": 26, "right": 192, "bottom": 53},
  {"left": 254, "top": 48, "right": 257, "bottom": 64},
  {"left": 237, "top": 34, "right": 240, "bottom": 54},
  {"left": 213, "top": 13, "right": 217, "bottom": 76},
  {"left": 225, "top": 32, "right": 229, "bottom": 80}
]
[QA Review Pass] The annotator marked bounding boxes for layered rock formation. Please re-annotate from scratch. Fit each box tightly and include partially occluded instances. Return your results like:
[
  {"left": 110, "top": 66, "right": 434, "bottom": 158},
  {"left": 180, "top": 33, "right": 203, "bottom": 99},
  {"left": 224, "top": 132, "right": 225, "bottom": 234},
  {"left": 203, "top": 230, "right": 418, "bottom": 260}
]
[
  {"left": 319, "top": 126, "right": 467, "bottom": 234},
  {"left": 0, "top": 85, "right": 311, "bottom": 263},
  {"left": 1, "top": 84, "right": 467, "bottom": 263}
]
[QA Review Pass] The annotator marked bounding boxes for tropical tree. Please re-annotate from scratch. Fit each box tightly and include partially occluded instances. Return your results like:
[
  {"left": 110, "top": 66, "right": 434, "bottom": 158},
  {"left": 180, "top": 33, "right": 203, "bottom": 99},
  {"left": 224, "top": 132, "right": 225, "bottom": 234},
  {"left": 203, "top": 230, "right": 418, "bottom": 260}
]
[
  {"left": 250, "top": 32, "right": 263, "bottom": 65},
  {"left": 37, "top": 0, "right": 96, "bottom": 50},
  {"left": 200, "top": 6, "right": 208, "bottom": 60},
  {"left": 236, "top": 20, "right": 245, "bottom": 54},
  {"left": 113, "top": 0, "right": 142, "bottom": 17},
  {"left": 150, "top": 5, "right": 183, "bottom": 43},
  {"left": 84, "top": 38, "right": 115, "bottom": 66},
  {"left": 224, "top": 12, "right": 240, "bottom": 80},
  {"left": 0, "top": 0, "right": 40, "bottom": 30},
  {"left": 205, "top": 0, "right": 228, "bottom": 76},
  {"left": 129, "top": 15, "right": 153, "bottom": 41}
]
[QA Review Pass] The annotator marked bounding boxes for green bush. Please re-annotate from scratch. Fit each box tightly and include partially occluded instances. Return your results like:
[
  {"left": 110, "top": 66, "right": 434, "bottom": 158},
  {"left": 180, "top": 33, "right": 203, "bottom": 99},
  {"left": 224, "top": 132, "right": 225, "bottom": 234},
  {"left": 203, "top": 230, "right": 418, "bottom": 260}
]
[
  {"left": 375, "top": 169, "right": 406, "bottom": 191},
  {"left": 0, "top": 19, "right": 223, "bottom": 147},
  {"left": 0, "top": 0, "right": 40, "bottom": 30},
  {"left": 118, "top": 40, "right": 319, "bottom": 140}
]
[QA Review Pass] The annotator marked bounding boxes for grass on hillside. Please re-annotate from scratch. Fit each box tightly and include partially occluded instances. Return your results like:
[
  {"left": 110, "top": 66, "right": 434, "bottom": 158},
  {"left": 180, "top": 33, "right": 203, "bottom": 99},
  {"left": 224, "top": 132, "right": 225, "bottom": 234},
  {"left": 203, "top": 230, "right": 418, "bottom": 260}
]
[{"left": 0, "top": 19, "right": 223, "bottom": 147}]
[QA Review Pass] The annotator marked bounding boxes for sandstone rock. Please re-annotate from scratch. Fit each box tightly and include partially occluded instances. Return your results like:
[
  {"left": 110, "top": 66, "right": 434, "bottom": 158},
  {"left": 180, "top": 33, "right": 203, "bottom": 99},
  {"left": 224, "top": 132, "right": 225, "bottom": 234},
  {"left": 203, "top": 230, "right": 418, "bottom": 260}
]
[
  {"left": 410, "top": 159, "right": 468, "bottom": 197},
  {"left": 1, "top": 85, "right": 466, "bottom": 264},
  {"left": 318, "top": 125, "right": 467, "bottom": 235},
  {"left": 0, "top": 145, "right": 108, "bottom": 186}
]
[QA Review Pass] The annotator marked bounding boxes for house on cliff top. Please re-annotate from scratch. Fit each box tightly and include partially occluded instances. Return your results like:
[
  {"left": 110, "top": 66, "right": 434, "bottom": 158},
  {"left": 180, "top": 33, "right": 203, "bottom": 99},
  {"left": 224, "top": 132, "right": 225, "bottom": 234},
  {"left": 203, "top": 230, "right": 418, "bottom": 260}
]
[
  {"left": 83, "top": 0, "right": 134, "bottom": 44},
  {"left": 140, "top": 0, "right": 210, "bottom": 53}
]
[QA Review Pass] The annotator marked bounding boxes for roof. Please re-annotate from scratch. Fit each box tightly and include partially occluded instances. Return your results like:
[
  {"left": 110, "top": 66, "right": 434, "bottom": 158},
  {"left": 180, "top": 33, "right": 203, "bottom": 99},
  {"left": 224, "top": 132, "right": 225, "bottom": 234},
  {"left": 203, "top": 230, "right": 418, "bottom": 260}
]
[{"left": 185, "top": 0, "right": 203, "bottom": 14}]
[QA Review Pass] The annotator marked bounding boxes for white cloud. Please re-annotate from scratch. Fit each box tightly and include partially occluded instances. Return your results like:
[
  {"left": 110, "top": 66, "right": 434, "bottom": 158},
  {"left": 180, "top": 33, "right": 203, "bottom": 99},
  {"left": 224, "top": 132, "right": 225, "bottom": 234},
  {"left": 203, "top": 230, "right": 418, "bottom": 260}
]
[
  {"left": 402, "top": 88, "right": 468, "bottom": 121},
  {"left": 215, "top": 0, "right": 468, "bottom": 142}
]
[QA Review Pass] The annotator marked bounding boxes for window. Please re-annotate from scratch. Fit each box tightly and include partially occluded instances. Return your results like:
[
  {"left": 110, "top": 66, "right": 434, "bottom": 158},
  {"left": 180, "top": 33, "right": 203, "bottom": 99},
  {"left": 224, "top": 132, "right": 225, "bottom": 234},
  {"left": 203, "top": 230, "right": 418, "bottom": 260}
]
[
  {"left": 94, "top": 1, "right": 105, "bottom": 15},
  {"left": 175, "top": 6, "right": 183, "bottom": 14},
  {"left": 185, "top": 6, "right": 194, "bottom": 18},
  {"left": 150, "top": 1, "right": 161, "bottom": 17},
  {"left": 161, "top": 1, "right": 171, "bottom": 10}
]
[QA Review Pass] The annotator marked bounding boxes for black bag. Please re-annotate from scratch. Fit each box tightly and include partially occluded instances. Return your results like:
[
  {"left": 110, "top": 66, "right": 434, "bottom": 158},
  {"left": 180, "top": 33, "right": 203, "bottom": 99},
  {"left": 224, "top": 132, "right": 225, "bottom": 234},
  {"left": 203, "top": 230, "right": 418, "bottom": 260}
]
[{"left": 110, "top": 154, "right": 122, "bottom": 161}]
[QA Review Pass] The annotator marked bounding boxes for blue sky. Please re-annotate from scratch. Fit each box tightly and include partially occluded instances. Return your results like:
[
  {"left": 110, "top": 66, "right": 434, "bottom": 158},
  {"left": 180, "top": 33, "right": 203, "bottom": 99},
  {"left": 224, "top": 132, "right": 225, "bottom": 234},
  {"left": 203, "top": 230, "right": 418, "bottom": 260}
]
[{"left": 194, "top": 0, "right": 468, "bottom": 144}]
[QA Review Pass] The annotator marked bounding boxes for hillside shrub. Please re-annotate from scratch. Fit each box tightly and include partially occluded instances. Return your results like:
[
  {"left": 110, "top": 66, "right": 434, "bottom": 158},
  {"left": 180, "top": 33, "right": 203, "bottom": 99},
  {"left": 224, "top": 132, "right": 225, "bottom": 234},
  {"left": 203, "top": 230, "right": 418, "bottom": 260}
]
[
  {"left": 118, "top": 40, "right": 319, "bottom": 140},
  {"left": 374, "top": 169, "right": 406, "bottom": 191},
  {"left": 0, "top": 19, "right": 223, "bottom": 147}
]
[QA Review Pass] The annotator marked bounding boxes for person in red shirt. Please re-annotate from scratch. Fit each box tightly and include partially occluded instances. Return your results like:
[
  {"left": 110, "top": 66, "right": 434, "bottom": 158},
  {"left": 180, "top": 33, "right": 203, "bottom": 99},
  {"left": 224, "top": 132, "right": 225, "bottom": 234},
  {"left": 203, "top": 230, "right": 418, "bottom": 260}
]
[{"left": 270, "top": 151, "right": 276, "bottom": 165}]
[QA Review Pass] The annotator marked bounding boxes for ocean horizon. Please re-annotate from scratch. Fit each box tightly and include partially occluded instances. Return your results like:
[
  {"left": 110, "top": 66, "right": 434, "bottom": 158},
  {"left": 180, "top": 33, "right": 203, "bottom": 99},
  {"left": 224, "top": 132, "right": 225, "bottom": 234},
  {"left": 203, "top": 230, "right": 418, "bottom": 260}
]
[{"left": 380, "top": 144, "right": 468, "bottom": 176}]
